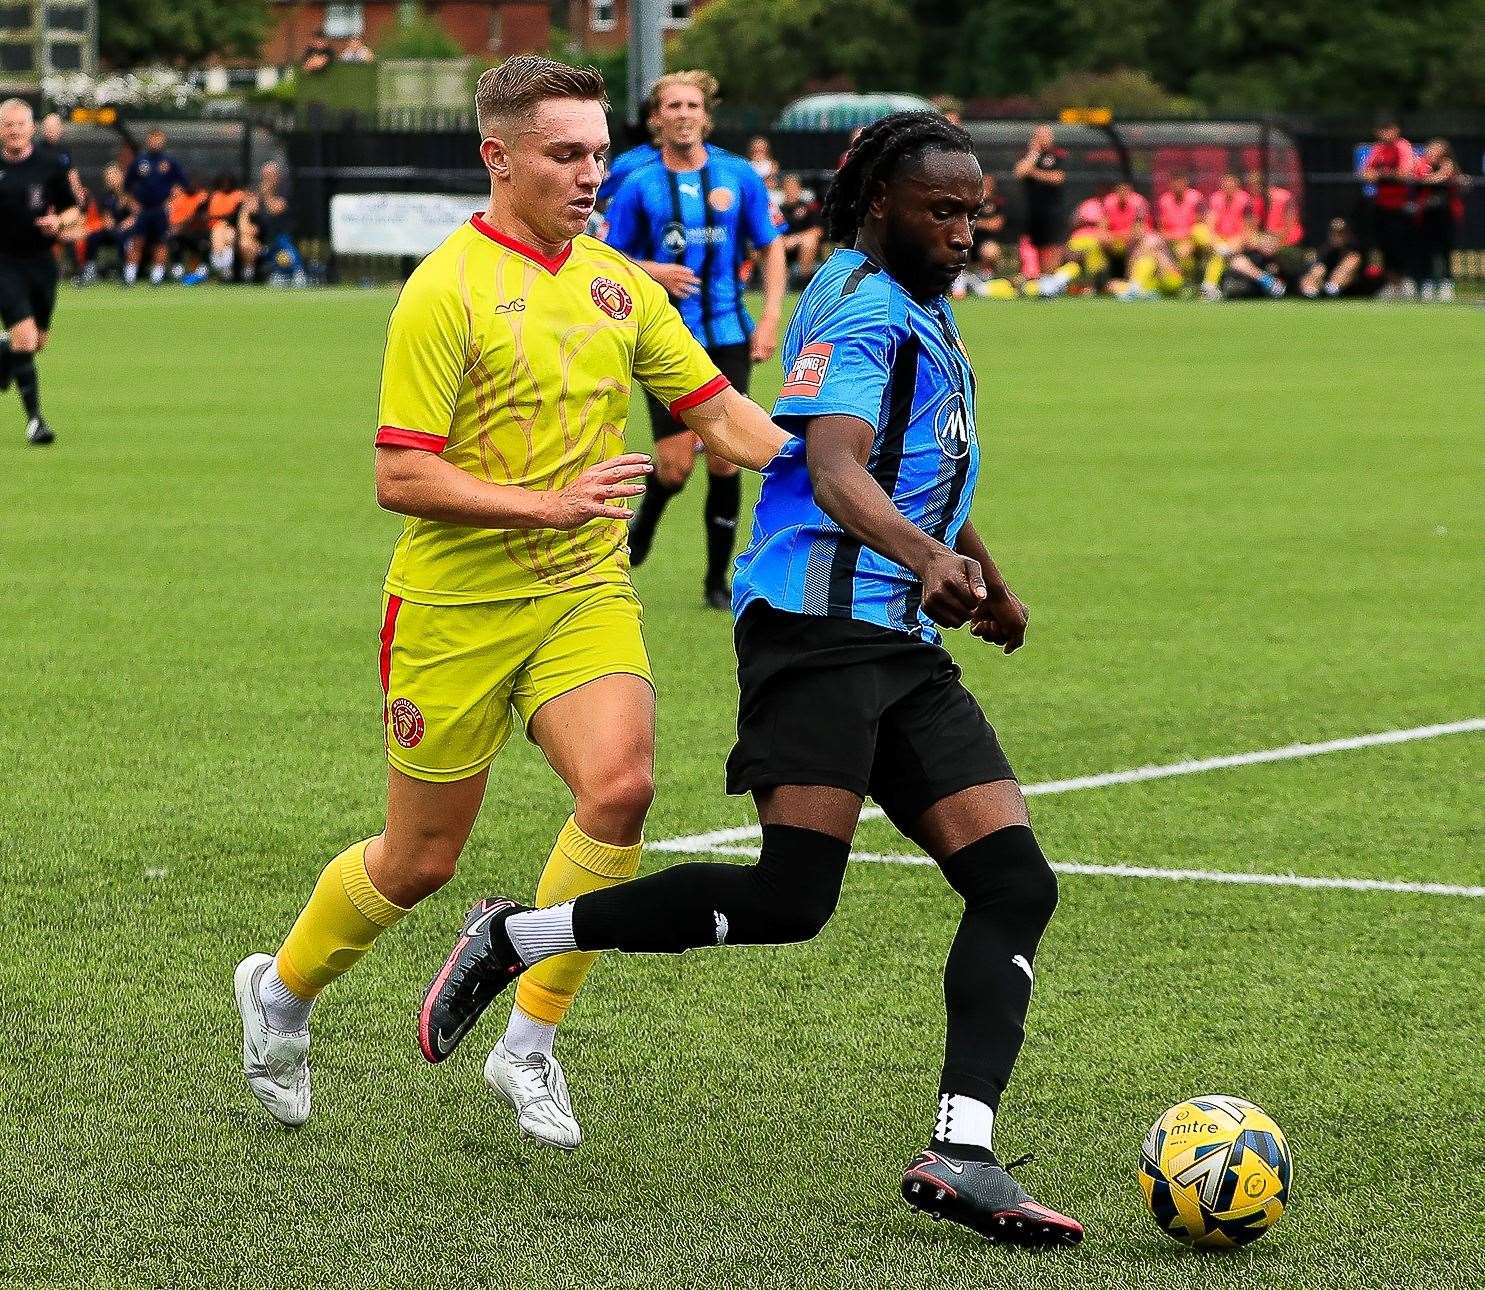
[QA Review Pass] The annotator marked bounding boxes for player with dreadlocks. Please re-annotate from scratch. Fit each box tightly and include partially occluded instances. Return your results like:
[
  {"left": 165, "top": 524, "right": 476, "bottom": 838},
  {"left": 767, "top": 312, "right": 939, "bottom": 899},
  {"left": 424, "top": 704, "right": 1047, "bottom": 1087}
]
[{"left": 418, "top": 112, "right": 1083, "bottom": 1249}]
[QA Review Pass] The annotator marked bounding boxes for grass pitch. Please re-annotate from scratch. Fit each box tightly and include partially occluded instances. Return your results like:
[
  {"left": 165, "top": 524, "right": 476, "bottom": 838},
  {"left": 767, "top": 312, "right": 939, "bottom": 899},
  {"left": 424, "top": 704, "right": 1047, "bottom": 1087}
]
[{"left": 2, "top": 287, "right": 1482, "bottom": 1290}]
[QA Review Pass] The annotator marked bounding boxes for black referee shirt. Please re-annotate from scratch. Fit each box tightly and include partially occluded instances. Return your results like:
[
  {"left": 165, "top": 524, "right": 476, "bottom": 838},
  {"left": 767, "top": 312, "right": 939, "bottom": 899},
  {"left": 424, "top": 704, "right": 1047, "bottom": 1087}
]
[{"left": 0, "top": 146, "right": 76, "bottom": 259}]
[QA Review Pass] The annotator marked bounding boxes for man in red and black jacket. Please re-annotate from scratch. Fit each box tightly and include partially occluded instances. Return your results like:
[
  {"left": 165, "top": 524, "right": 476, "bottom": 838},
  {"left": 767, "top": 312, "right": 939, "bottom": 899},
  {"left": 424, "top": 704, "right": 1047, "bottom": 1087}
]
[{"left": 1359, "top": 120, "right": 1415, "bottom": 292}]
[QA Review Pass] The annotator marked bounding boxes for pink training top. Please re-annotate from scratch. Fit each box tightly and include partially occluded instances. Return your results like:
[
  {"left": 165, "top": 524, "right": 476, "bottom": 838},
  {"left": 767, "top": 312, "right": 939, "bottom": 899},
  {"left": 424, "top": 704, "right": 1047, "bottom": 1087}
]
[
  {"left": 1102, "top": 191, "right": 1150, "bottom": 235},
  {"left": 1071, "top": 196, "right": 1105, "bottom": 234},
  {"left": 1157, "top": 188, "right": 1205, "bottom": 239},
  {"left": 1208, "top": 189, "right": 1252, "bottom": 240},
  {"left": 1261, "top": 186, "right": 1302, "bottom": 245}
]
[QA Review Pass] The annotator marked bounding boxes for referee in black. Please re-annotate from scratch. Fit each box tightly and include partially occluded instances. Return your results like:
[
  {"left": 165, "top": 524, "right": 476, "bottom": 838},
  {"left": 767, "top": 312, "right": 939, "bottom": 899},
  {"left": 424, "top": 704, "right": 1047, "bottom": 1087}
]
[{"left": 0, "top": 98, "right": 78, "bottom": 446}]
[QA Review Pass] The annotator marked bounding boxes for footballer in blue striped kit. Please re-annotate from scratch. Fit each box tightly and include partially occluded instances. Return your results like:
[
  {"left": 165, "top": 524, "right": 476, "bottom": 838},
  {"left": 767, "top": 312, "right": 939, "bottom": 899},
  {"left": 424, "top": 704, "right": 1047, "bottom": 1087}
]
[{"left": 422, "top": 110, "right": 1083, "bottom": 1250}]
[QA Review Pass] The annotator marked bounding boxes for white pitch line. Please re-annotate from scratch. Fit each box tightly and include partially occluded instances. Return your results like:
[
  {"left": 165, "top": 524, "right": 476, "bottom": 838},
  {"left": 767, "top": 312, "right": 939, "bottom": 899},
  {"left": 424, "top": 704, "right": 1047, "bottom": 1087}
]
[
  {"left": 675, "top": 843, "right": 1485, "bottom": 898},
  {"left": 650, "top": 717, "right": 1485, "bottom": 853}
]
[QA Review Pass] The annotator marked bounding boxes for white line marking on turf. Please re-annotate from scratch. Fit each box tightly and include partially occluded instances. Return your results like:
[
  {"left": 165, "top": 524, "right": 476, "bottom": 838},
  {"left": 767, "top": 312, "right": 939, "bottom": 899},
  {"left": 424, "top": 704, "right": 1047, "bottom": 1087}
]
[
  {"left": 650, "top": 718, "right": 1485, "bottom": 897},
  {"left": 672, "top": 844, "right": 1485, "bottom": 897},
  {"left": 650, "top": 718, "right": 1485, "bottom": 854}
]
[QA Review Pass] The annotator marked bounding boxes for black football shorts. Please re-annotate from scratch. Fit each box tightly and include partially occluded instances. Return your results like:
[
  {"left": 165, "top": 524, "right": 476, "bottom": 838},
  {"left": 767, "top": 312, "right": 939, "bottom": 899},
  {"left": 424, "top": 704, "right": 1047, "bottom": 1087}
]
[
  {"left": 0, "top": 254, "right": 59, "bottom": 330},
  {"left": 724, "top": 602, "right": 1016, "bottom": 832}
]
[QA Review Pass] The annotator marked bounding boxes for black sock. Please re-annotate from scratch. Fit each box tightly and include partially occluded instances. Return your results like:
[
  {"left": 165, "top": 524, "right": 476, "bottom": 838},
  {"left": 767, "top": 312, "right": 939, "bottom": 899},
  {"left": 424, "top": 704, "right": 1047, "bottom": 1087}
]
[
  {"left": 0, "top": 341, "right": 12, "bottom": 389},
  {"left": 572, "top": 824, "right": 849, "bottom": 953},
  {"left": 930, "top": 826, "right": 1059, "bottom": 1155},
  {"left": 12, "top": 352, "right": 40, "bottom": 420},
  {"left": 627, "top": 477, "right": 680, "bottom": 568},
  {"left": 703, "top": 471, "right": 741, "bottom": 590}
]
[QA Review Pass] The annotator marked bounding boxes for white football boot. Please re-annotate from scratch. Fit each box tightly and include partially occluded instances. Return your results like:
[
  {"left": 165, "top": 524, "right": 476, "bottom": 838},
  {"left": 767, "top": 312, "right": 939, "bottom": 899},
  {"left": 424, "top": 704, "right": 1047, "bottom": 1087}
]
[
  {"left": 484, "top": 1039, "right": 582, "bottom": 1150},
  {"left": 234, "top": 953, "right": 311, "bottom": 1127}
]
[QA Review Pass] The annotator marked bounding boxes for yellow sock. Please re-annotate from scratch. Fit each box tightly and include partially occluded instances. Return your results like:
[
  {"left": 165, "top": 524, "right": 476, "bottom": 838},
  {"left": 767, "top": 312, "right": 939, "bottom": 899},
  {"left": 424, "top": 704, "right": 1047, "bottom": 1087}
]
[
  {"left": 275, "top": 838, "right": 410, "bottom": 1000},
  {"left": 514, "top": 816, "right": 643, "bottom": 1024},
  {"left": 1130, "top": 255, "right": 1158, "bottom": 292},
  {"left": 1159, "top": 268, "right": 1185, "bottom": 295},
  {"left": 1203, "top": 254, "right": 1226, "bottom": 289}
]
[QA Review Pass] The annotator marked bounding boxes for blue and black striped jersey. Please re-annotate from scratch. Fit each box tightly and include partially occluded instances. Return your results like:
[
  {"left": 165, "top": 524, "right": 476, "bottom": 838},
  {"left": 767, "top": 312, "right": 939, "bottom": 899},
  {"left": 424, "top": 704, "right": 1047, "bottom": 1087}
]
[
  {"left": 603, "top": 148, "right": 777, "bottom": 349},
  {"left": 733, "top": 249, "right": 979, "bottom": 643}
]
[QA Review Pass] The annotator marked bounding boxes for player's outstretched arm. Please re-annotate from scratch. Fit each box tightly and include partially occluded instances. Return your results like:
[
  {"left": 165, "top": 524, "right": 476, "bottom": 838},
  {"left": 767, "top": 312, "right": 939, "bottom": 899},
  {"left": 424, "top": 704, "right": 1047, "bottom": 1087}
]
[
  {"left": 376, "top": 446, "right": 651, "bottom": 531},
  {"left": 805, "top": 414, "right": 985, "bottom": 630},
  {"left": 677, "top": 386, "right": 788, "bottom": 472}
]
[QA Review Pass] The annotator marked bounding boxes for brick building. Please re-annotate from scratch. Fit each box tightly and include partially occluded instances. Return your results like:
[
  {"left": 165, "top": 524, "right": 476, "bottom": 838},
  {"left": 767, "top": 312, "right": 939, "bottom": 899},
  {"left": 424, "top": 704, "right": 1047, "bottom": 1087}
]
[{"left": 263, "top": 1, "right": 697, "bottom": 65}]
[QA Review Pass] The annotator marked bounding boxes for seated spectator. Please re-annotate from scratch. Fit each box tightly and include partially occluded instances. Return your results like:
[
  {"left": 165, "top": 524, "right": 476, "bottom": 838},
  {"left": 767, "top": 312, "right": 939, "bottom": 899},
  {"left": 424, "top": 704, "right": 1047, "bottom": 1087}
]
[
  {"left": 1156, "top": 173, "right": 1209, "bottom": 274},
  {"left": 78, "top": 164, "right": 140, "bottom": 283},
  {"left": 301, "top": 32, "right": 333, "bottom": 75},
  {"left": 238, "top": 161, "right": 306, "bottom": 285},
  {"left": 338, "top": 35, "right": 374, "bottom": 63},
  {"left": 971, "top": 174, "right": 1006, "bottom": 277},
  {"left": 1300, "top": 218, "right": 1376, "bottom": 298},
  {"left": 205, "top": 172, "right": 247, "bottom": 280},
  {"left": 1101, "top": 180, "right": 1150, "bottom": 271},
  {"left": 1065, "top": 191, "right": 1111, "bottom": 284},
  {"left": 746, "top": 135, "right": 778, "bottom": 185},
  {"left": 776, "top": 173, "right": 823, "bottom": 285},
  {"left": 168, "top": 182, "right": 212, "bottom": 284}
]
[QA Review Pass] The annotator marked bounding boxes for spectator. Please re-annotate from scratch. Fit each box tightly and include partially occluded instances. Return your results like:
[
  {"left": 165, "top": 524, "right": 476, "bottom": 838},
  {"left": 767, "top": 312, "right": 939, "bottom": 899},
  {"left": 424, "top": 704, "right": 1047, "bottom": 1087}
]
[
  {"left": 746, "top": 135, "right": 778, "bottom": 185},
  {"left": 238, "top": 161, "right": 305, "bottom": 285},
  {"left": 932, "top": 94, "right": 964, "bottom": 126},
  {"left": 168, "top": 180, "right": 212, "bottom": 284},
  {"left": 1359, "top": 119, "right": 1415, "bottom": 295},
  {"left": 338, "top": 34, "right": 374, "bottom": 63},
  {"left": 1412, "top": 139, "right": 1464, "bottom": 301},
  {"left": 300, "top": 31, "right": 333, "bottom": 75},
  {"left": 123, "top": 127, "right": 188, "bottom": 285},
  {"left": 205, "top": 172, "right": 247, "bottom": 280},
  {"left": 78, "top": 163, "right": 139, "bottom": 283},
  {"left": 1157, "top": 172, "right": 1208, "bottom": 273},
  {"left": 39, "top": 111, "right": 84, "bottom": 207},
  {"left": 1300, "top": 218, "right": 1377, "bottom": 298},
  {"left": 776, "top": 172, "right": 823, "bottom": 285},
  {"left": 1014, "top": 124, "right": 1066, "bottom": 273},
  {"left": 1100, "top": 179, "right": 1150, "bottom": 272},
  {"left": 970, "top": 174, "right": 1006, "bottom": 277}
]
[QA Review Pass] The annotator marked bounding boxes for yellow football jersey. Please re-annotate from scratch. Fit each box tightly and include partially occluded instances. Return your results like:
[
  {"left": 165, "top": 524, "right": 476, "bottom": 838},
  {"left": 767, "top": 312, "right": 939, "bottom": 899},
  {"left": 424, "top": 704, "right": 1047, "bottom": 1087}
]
[{"left": 375, "top": 214, "right": 726, "bottom": 604}]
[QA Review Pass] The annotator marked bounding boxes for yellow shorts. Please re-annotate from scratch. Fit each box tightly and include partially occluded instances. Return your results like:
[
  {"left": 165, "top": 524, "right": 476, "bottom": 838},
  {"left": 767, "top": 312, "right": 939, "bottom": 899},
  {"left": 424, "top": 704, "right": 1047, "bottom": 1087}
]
[{"left": 379, "top": 581, "right": 652, "bottom": 782}]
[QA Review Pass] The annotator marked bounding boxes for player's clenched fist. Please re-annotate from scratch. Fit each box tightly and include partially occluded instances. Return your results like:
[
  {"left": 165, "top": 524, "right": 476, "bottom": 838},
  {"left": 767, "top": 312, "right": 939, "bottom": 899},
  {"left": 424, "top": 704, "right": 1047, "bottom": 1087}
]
[
  {"left": 970, "top": 584, "right": 1029, "bottom": 653},
  {"left": 918, "top": 548, "right": 988, "bottom": 630},
  {"left": 545, "top": 453, "right": 653, "bottom": 529}
]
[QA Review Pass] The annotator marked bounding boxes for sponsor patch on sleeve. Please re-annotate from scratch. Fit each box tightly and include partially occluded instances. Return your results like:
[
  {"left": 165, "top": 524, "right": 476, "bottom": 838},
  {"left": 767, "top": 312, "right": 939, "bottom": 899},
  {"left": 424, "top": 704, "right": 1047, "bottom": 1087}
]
[{"left": 779, "top": 342, "right": 834, "bottom": 398}]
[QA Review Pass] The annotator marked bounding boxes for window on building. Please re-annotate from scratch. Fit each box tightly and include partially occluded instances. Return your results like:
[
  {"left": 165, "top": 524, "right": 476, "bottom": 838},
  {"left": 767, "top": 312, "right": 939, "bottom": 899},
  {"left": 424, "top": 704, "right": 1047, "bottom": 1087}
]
[
  {"left": 662, "top": 0, "right": 692, "bottom": 27},
  {"left": 590, "top": 0, "right": 616, "bottom": 32},
  {"left": 324, "top": 2, "right": 365, "bottom": 39}
]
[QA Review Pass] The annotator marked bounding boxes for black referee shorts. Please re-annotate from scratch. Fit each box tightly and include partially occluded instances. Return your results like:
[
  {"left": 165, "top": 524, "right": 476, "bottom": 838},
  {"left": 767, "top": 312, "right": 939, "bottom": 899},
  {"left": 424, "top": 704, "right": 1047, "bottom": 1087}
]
[
  {"left": 646, "top": 341, "right": 751, "bottom": 441},
  {"left": 0, "top": 254, "right": 59, "bottom": 331},
  {"left": 725, "top": 602, "right": 1016, "bottom": 833}
]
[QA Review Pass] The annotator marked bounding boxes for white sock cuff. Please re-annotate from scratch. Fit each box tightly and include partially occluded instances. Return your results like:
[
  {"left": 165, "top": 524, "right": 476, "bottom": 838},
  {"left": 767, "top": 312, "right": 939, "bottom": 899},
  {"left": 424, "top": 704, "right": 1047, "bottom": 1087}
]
[
  {"left": 935, "top": 1093, "right": 995, "bottom": 1152},
  {"left": 504, "top": 903, "right": 578, "bottom": 965}
]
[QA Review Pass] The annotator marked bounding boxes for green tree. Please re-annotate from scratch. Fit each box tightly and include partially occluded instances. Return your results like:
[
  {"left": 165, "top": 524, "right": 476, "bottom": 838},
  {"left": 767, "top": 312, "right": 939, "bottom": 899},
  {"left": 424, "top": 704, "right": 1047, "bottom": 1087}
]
[
  {"left": 671, "top": 0, "right": 920, "bottom": 111},
  {"left": 100, "top": 0, "right": 269, "bottom": 66}
]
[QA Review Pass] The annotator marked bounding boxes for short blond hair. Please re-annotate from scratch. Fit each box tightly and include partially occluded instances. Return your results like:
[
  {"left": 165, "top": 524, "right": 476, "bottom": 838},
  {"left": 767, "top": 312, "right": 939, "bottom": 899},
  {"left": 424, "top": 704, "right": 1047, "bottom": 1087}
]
[
  {"left": 474, "top": 55, "right": 608, "bottom": 138},
  {"left": 645, "top": 70, "right": 719, "bottom": 124}
]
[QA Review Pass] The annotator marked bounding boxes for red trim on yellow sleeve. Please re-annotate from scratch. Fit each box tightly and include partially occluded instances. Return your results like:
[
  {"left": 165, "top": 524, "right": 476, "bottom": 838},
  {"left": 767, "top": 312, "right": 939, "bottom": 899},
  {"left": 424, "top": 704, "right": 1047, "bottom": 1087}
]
[
  {"left": 668, "top": 374, "right": 730, "bottom": 417},
  {"left": 375, "top": 425, "right": 448, "bottom": 452}
]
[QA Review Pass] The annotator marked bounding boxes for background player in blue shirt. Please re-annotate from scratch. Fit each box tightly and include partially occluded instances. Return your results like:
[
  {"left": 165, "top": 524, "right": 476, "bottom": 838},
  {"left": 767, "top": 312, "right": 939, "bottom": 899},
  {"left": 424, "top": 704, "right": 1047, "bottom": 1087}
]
[
  {"left": 424, "top": 112, "right": 1084, "bottom": 1251},
  {"left": 123, "top": 127, "right": 187, "bottom": 285},
  {"left": 605, "top": 71, "right": 786, "bottom": 609}
]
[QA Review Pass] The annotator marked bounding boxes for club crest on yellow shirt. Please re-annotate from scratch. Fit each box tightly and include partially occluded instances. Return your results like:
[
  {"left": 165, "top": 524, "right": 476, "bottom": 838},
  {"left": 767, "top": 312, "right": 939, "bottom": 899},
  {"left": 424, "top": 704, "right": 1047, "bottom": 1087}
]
[{"left": 590, "top": 277, "right": 633, "bottom": 320}]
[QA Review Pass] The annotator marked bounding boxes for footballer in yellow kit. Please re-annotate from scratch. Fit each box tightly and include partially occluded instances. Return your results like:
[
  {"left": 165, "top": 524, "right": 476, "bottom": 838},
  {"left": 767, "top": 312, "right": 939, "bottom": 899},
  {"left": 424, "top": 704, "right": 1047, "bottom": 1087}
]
[
  {"left": 234, "top": 55, "right": 786, "bottom": 1146},
  {"left": 376, "top": 213, "right": 726, "bottom": 781}
]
